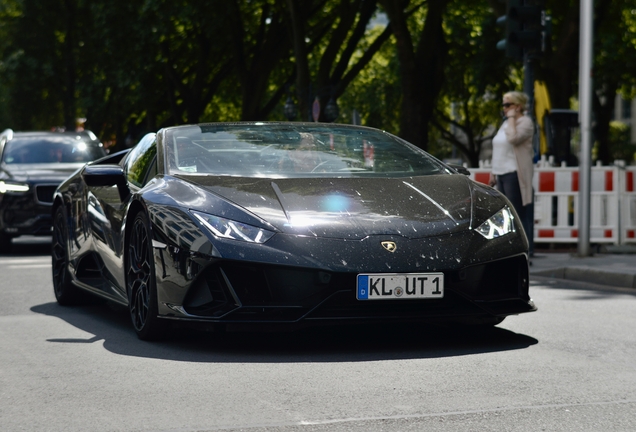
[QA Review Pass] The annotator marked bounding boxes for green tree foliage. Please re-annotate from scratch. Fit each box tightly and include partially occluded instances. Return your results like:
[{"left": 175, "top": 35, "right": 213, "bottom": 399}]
[
  {"left": 1, "top": 0, "right": 87, "bottom": 130},
  {"left": 0, "top": 0, "right": 635, "bottom": 166},
  {"left": 338, "top": 23, "right": 402, "bottom": 133},
  {"left": 604, "top": 121, "right": 635, "bottom": 163},
  {"left": 227, "top": 0, "right": 293, "bottom": 121},
  {"left": 432, "top": 1, "right": 518, "bottom": 166},
  {"left": 140, "top": 0, "right": 234, "bottom": 126},
  {"left": 591, "top": 1, "right": 636, "bottom": 164},
  {"left": 0, "top": 1, "right": 19, "bottom": 126},
  {"left": 286, "top": 0, "right": 392, "bottom": 123},
  {"left": 378, "top": 0, "right": 449, "bottom": 151},
  {"left": 528, "top": 0, "right": 636, "bottom": 164},
  {"left": 80, "top": 0, "right": 154, "bottom": 144}
]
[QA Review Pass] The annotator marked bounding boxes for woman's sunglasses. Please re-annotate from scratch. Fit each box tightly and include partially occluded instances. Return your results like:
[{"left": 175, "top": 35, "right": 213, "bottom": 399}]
[{"left": 502, "top": 103, "right": 515, "bottom": 108}]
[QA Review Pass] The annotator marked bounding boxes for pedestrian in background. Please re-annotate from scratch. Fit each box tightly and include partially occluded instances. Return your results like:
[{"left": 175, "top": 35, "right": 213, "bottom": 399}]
[{"left": 489, "top": 91, "right": 535, "bottom": 257}]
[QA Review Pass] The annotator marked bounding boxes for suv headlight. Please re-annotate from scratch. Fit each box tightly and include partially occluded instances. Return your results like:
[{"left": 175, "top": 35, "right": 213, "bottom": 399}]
[
  {"left": 475, "top": 206, "right": 515, "bottom": 239},
  {"left": 0, "top": 180, "right": 30, "bottom": 194},
  {"left": 191, "top": 210, "right": 275, "bottom": 244}
]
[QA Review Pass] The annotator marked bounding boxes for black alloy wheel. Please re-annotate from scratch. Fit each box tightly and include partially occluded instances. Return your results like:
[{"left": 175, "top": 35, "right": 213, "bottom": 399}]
[
  {"left": 51, "top": 206, "right": 82, "bottom": 305},
  {"left": 127, "top": 212, "right": 166, "bottom": 340}
]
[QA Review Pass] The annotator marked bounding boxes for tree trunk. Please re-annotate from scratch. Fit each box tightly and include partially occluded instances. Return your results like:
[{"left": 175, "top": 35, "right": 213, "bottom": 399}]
[
  {"left": 62, "top": 0, "right": 78, "bottom": 131},
  {"left": 286, "top": 0, "right": 312, "bottom": 121},
  {"left": 381, "top": 0, "right": 448, "bottom": 151}
]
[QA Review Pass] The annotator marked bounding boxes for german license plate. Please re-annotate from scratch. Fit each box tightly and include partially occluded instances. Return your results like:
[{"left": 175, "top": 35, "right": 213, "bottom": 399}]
[{"left": 356, "top": 273, "right": 444, "bottom": 300}]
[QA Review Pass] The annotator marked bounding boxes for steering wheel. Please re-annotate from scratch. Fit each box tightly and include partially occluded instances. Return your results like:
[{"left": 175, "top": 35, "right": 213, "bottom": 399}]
[{"left": 311, "top": 160, "right": 344, "bottom": 173}]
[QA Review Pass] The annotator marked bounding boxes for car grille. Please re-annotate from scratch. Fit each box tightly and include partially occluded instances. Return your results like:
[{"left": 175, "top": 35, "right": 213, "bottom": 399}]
[
  {"left": 182, "top": 263, "right": 339, "bottom": 319},
  {"left": 35, "top": 185, "right": 57, "bottom": 204},
  {"left": 181, "top": 255, "right": 530, "bottom": 323}
]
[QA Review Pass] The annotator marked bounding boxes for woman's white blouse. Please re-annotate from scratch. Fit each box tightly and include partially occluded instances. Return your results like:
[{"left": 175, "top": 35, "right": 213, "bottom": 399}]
[{"left": 491, "top": 120, "right": 518, "bottom": 175}]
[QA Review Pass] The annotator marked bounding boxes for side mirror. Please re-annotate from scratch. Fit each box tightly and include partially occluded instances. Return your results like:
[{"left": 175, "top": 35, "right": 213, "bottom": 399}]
[
  {"left": 82, "top": 164, "right": 130, "bottom": 201},
  {"left": 447, "top": 164, "right": 470, "bottom": 176}
]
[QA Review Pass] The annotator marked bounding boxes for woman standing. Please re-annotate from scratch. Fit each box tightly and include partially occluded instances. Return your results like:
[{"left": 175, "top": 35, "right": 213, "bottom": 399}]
[{"left": 489, "top": 91, "right": 535, "bottom": 257}]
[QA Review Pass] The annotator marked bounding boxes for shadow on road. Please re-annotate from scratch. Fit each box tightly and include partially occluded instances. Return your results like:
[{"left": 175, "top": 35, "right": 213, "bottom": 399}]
[{"left": 31, "top": 301, "right": 538, "bottom": 363}]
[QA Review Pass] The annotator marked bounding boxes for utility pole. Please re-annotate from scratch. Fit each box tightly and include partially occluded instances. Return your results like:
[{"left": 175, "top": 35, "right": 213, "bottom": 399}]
[{"left": 578, "top": 0, "right": 594, "bottom": 256}]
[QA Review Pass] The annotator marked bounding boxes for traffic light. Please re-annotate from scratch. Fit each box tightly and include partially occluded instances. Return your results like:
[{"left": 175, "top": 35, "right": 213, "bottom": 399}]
[{"left": 497, "top": 0, "right": 545, "bottom": 60}]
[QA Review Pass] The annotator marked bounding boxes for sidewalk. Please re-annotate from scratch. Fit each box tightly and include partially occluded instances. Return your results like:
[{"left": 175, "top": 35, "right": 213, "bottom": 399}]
[{"left": 530, "top": 245, "right": 636, "bottom": 289}]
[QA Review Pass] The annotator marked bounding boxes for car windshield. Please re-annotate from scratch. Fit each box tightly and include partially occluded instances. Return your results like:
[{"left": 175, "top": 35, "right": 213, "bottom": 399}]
[
  {"left": 2, "top": 136, "right": 106, "bottom": 164},
  {"left": 165, "top": 124, "right": 447, "bottom": 178}
]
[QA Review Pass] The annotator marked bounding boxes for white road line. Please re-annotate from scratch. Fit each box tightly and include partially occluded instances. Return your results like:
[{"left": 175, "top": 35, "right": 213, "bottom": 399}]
[
  {"left": 6, "top": 264, "right": 51, "bottom": 269},
  {"left": 0, "top": 258, "right": 50, "bottom": 264}
]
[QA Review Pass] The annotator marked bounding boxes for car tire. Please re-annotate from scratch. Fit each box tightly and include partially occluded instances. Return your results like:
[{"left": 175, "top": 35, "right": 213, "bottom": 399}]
[
  {"left": 0, "top": 231, "right": 11, "bottom": 254},
  {"left": 51, "top": 206, "right": 84, "bottom": 305},
  {"left": 127, "top": 212, "right": 167, "bottom": 341}
]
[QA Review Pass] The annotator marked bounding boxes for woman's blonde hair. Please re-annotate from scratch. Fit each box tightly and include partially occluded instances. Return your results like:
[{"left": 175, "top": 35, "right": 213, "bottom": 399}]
[{"left": 503, "top": 91, "right": 529, "bottom": 111}]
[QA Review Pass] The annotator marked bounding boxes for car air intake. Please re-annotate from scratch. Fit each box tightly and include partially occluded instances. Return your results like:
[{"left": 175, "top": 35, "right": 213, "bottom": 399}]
[{"left": 35, "top": 185, "right": 57, "bottom": 204}]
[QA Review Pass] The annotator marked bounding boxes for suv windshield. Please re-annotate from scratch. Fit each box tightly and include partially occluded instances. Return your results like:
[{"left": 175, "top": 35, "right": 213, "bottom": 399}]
[
  {"left": 2, "top": 136, "right": 106, "bottom": 164},
  {"left": 165, "top": 124, "right": 447, "bottom": 178}
]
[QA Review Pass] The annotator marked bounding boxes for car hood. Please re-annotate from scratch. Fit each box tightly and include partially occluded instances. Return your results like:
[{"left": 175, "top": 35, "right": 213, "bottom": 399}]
[
  {"left": 187, "top": 175, "right": 481, "bottom": 240},
  {"left": 1, "top": 163, "right": 84, "bottom": 183}
]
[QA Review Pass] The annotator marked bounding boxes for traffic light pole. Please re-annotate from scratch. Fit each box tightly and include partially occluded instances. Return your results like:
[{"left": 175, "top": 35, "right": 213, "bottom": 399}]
[
  {"left": 523, "top": 53, "right": 536, "bottom": 256},
  {"left": 497, "top": 0, "right": 545, "bottom": 111},
  {"left": 523, "top": 54, "right": 535, "bottom": 118}
]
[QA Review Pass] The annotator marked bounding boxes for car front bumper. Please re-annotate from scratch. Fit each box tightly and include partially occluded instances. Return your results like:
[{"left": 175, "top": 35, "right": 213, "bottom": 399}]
[
  {"left": 0, "top": 184, "right": 57, "bottom": 236},
  {"left": 156, "top": 251, "right": 535, "bottom": 328}
]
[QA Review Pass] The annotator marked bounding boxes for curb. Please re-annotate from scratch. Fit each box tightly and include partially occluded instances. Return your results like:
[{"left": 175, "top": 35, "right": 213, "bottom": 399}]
[
  {"left": 533, "top": 267, "right": 636, "bottom": 289},
  {"left": 599, "top": 245, "right": 636, "bottom": 254}
]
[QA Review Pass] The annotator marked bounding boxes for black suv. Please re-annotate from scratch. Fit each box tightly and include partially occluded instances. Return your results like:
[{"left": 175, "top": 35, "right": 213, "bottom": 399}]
[{"left": 0, "top": 129, "right": 107, "bottom": 252}]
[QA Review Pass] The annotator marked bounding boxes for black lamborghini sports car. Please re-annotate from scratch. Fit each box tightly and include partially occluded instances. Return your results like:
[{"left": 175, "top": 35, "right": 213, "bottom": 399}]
[{"left": 51, "top": 122, "right": 536, "bottom": 340}]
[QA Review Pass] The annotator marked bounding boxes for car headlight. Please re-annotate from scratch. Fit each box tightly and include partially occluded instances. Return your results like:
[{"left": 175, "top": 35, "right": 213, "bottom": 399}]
[
  {"left": 0, "top": 180, "right": 30, "bottom": 194},
  {"left": 191, "top": 210, "right": 275, "bottom": 244},
  {"left": 475, "top": 206, "right": 516, "bottom": 239}
]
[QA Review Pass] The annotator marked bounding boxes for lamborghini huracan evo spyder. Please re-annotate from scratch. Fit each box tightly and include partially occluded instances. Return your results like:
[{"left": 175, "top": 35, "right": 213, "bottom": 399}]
[{"left": 51, "top": 122, "right": 536, "bottom": 340}]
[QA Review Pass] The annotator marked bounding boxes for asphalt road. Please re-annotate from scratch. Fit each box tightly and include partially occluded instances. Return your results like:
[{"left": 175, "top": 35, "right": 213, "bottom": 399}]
[{"left": 1, "top": 238, "right": 635, "bottom": 432}]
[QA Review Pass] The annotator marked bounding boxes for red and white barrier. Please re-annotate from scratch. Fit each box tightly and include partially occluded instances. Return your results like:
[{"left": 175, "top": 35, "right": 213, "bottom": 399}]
[
  {"left": 468, "top": 162, "right": 635, "bottom": 245},
  {"left": 621, "top": 167, "right": 636, "bottom": 243}
]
